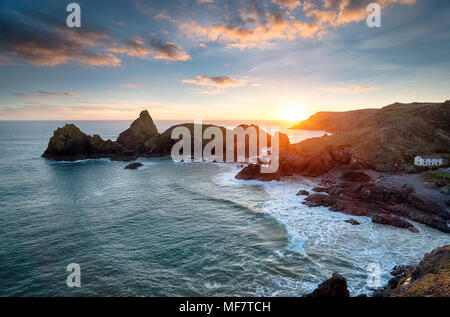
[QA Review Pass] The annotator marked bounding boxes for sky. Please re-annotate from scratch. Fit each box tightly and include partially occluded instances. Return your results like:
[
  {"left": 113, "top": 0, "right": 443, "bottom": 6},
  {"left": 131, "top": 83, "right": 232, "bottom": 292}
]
[{"left": 0, "top": 0, "right": 449, "bottom": 121}]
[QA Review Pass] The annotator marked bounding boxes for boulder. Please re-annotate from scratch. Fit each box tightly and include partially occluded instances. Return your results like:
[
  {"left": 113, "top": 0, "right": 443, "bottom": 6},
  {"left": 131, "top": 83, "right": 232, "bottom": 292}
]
[
  {"left": 117, "top": 110, "right": 158, "bottom": 151},
  {"left": 124, "top": 162, "right": 143, "bottom": 170},
  {"left": 312, "top": 187, "right": 327, "bottom": 193},
  {"left": 235, "top": 164, "right": 281, "bottom": 181},
  {"left": 345, "top": 219, "right": 360, "bottom": 225},
  {"left": 296, "top": 190, "right": 309, "bottom": 196},
  {"left": 306, "top": 273, "right": 350, "bottom": 297}
]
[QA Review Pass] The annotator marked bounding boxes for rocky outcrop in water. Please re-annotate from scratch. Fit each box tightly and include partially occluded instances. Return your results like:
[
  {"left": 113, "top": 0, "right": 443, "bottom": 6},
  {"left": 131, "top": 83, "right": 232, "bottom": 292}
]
[
  {"left": 42, "top": 124, "right": 124, "bottom": 161},
  {"left": 235, "top": 163, "right": 281, "bottom": 181},
  {"left": 235, "top": 145, "right": 351, "bottom": 181},
  {"left": 302, "top": 173, "right": 450, "bottom": 233},
  {"left": 373, "top": 245, "right": 450, "bottom": 297},
  {"left": 117, "top": 110, "right": 158, "bottom": 151},
  {"left": 306, "top": 273, "right": 350, "bottom": 297},
  {"left": 43, "top": 110, "right": 281, "bottom": 163},
  {"left": 124, "top": 163, "right": 143, "bottom": 170}
]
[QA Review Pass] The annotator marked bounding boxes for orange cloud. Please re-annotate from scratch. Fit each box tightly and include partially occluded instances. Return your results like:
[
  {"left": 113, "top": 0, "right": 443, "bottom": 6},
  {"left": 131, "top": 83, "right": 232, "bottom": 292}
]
[
  {"left": 179, "top": 0, "right": 417, "bottom": 48},
  {"left": 272, "top": 0, "right": 301, "bottom": 10},
  {"left": 107, "top": 37, "right": 190, "bottom": 62}
]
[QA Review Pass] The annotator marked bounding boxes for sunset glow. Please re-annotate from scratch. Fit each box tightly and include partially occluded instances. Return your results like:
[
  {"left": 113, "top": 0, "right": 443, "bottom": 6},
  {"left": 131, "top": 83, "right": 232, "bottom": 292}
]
[
  {"left": 278, "top": 104, "right": 309, "bottom": 122},
  {"left": 0, "top": 1, "right": 449, "bottom": 121}
]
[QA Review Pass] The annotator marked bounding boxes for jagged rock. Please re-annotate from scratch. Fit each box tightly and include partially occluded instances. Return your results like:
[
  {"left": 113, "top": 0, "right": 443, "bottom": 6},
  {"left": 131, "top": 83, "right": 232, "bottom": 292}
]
[
  {"left": 117, "top": 110, "right": 158, "bottom": 151},
  {"left": 312, "top": 187, "right": 327, "bottom": 193},
  {"left": 345, "top": 219, "right": 360, "bottom": 225},
  {"left": 304, "top": 193, "right": 336, "bottom": 207},
  {"left": 306, "top": 273, "right": 350, "bottom": 297},
  {"left": 296, "top": 190, "right": 309, "bottom": 196},
  {"left": 235, "top": 164, "right": 281, "bottom": 181},
  {"left": 303, "top": 181, "right": 449, "bottom": 232},
  {"left": 373, "top": 245, "right": 450, "bottom": 297},
  {"left": 340, "top": 171, "right": 372, "bottom": 182},
  {"left": 42, "top": 124, "right": 123, "bottom": 161},
  {"left": 124, "top": 162, "right": 143, "bottom": 170}
]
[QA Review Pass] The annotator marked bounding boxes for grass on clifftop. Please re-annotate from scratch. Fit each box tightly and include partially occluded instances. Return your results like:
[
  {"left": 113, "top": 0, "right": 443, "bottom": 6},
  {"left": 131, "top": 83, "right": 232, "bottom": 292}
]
[{"left": 422, "top": 170, "right": 450, "bottom": 187}]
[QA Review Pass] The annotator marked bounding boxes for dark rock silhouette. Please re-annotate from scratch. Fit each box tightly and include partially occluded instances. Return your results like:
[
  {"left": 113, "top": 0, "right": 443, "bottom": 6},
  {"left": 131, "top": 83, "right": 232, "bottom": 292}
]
[
  {"left": 306, "top": 273, "right": 350, "bottom": 297},
  {"left": 42, "top": 124, "right": 123, "bottom": 161},
  {"left": 124, "top": 162, "right": 143, "bottom": 170},
  {"left": 296, "top": 190, "right": 309, "bottom": 196},
  {"left": 117, "top": 110, "right": 158, "bottom": 151},
  {"left": 345, "top": 219, "right": 360, "bottom": 225},
  {"left": 235, "top": 164, "right": 281, "bottom": 181}
]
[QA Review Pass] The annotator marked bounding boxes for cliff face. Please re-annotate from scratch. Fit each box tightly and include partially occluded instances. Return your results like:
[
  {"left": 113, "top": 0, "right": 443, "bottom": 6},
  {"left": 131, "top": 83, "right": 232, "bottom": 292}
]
[
  {"left": 291, "top": 102, "right": 450, "bottom": 172},
  {"left": 374, "top": 245, "right": 450, "bottom": 297}
]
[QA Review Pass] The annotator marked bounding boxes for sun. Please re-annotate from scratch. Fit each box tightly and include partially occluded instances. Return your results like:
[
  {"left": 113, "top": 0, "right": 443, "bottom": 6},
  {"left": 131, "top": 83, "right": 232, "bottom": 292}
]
[{"left": 278, "top": 104, "right": 308, "bottom": 122}]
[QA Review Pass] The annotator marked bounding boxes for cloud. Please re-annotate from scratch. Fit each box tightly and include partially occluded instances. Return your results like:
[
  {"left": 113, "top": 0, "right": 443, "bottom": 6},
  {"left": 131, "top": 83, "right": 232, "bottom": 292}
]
[
  {"left": 178, "top": 0, "right": 417, "bottom": 48},
  {"left": 320, "top": 85, "right": 380, "bottom": 93},
  {"left": 197, "top": 0, "right": 215, "bottom": 4},
  {"left": 123, "top": 83, "right": 140, "bottom": 89},
  {"left": 108, "top": 37, "right": 190, "bottom": 62},
  {"left": 0, "top": 10, "right": 121, "bottom": 67},
  {"left": 149, "top": 39, "right": 191, "bottom": 61},
  {"left": 272, "top": 0, "right": 301, "bottom": 10},
  {"left": 14, "top": 91, "right": 79, "bottom": 98},
  {"left": 182, "top": 75, "right": 248, "bottom": 94},
  {"left": 182, "top": 75, "right": 247, "bottom": 88}
]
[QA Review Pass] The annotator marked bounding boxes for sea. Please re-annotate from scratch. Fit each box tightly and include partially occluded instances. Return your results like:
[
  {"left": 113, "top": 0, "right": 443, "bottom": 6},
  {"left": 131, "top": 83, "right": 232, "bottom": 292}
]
[{"left": 0, "top": 120, "right": 449, "bottom": 296}]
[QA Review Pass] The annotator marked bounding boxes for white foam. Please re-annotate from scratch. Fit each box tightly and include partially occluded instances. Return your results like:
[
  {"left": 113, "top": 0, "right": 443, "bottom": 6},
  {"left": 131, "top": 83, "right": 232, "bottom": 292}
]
[{"left": 215, "top": 167, "right": 450, "bottom": 295}]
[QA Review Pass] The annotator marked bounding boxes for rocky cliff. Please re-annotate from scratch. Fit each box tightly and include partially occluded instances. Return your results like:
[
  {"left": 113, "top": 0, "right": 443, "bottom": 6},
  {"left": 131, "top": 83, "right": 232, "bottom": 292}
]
[
  {"left": 373, "top": 245, "right": 450, "bottom": 297},
  {"left": 290, "top": 101, "right": 450, "bottom": 172}
]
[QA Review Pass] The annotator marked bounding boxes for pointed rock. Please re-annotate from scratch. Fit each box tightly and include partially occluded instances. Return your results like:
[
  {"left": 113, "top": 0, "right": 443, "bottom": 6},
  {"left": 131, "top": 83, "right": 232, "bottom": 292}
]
[{"left": 117, "top": 110, "right": 158, "bottom": 150}]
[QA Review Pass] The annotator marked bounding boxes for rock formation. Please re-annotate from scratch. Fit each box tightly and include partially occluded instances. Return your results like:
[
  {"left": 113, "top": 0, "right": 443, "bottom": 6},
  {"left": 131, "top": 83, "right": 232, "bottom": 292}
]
[
  {"left": 124, "top": 163, "right": 143, "bottom": 170},
  {"left": 117, "top": 110, "right": 158, "bottom": 151},
  {"left": 302, "top": 174, "right": 450, "bottom": 233},
  {"left": 290, "top": 101, "right": 450, "bottom": 173},
  {"left": 306, "top": 273, "right": 350, "bottom": 297},
  {"left": 373, "top": 245, "right": 450, "bottom": 297},
  {"left": 42, "top": 124, "right": 124, "bottom": 161}
]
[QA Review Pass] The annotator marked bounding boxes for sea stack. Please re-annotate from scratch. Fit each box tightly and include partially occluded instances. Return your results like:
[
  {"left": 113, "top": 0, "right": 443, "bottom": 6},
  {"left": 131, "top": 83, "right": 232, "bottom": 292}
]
[{"left": 117, "top": 110, "right": 159, "bottom": 151}]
